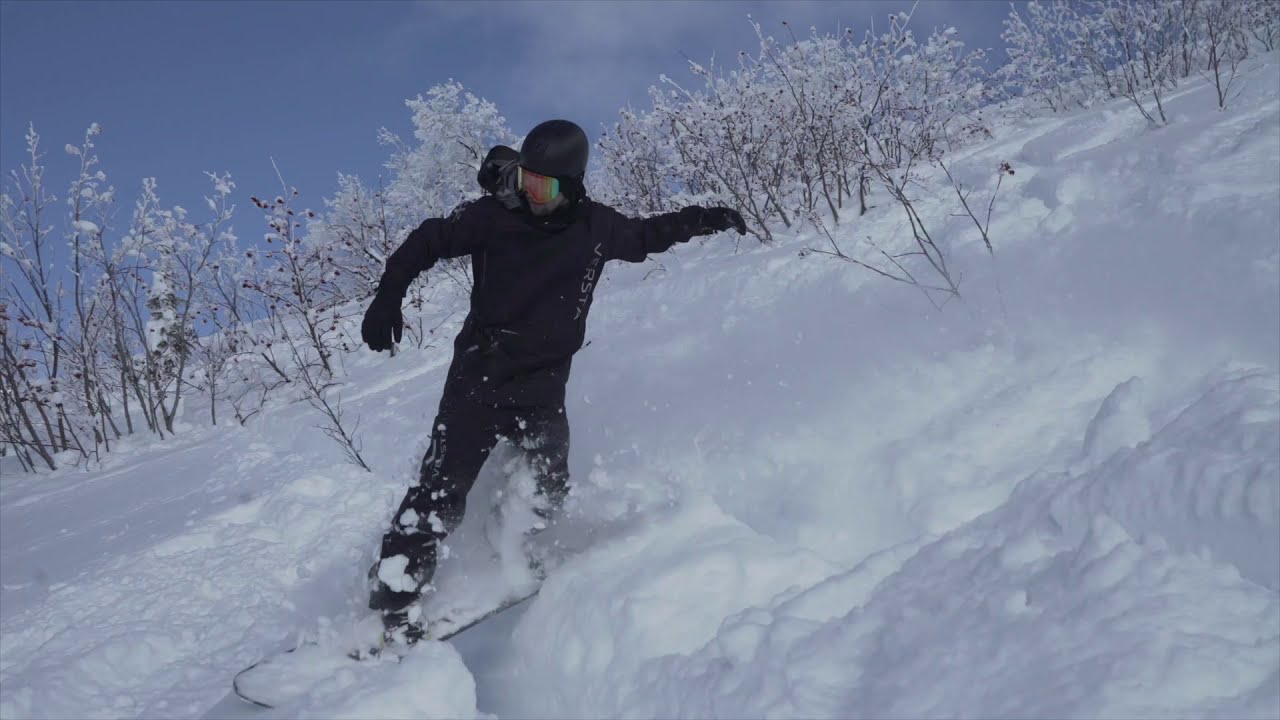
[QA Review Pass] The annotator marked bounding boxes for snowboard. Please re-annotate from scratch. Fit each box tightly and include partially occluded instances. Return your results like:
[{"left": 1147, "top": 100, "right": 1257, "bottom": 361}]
[
  {"left": 234, "top": 445, "right": 561, "bottom": 709},
  {"left": 232, "top": 586, "right": 540, "bottom": 709}
]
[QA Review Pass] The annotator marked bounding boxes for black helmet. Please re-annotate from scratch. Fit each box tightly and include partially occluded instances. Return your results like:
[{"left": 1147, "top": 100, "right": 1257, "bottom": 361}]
[{"left": 520, "top": 120, "right": 589, "bottom": 179}]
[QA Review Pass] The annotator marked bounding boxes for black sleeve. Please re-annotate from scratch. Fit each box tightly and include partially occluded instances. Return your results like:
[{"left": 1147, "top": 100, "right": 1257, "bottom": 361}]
[
  {"left": 597, "top": 203, "right": 703, "bottom": 263},
  {"left": 378, "top": 200, "right": 486, "bottom": 297}
]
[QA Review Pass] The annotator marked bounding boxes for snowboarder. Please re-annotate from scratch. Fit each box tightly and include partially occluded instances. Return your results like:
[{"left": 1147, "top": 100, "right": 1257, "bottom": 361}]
[{"left": 360, "top": 119, "right": 746, "bottom": 645}]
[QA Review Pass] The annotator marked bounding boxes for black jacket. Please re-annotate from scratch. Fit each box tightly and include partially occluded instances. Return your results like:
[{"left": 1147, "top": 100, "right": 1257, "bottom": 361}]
[{"left": 379, "top": 196, "right": 704, "bottom": 407}]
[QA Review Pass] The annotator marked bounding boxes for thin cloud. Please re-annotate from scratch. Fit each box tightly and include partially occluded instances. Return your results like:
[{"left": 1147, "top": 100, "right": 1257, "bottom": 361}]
[{"left": 384, "top": 1, "right": 1012, "bottom": 139}]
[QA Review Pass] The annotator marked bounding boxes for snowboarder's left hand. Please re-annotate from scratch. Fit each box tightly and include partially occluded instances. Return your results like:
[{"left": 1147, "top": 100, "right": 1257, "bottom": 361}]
[{"left": 695, "top": 206, "right": 747, "bottom": 236}]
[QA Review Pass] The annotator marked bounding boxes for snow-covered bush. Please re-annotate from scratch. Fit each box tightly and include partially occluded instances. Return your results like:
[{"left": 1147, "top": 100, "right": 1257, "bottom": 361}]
[
  {"left": 1200, "top": 0, "right": 1253, "bottom": 109},
  {"left": 313, "top": 173, "right": 399, "bottom": 299},
  {"left": 998, "top": 0, "right": 1097, "bottom": 113},
  {"left": 596, "top": 11, "right": 993, "bottom": 301},
  {"left": 0, "top": 77, "right": 513, "bottom": 472},
  {"left": 596, "top": 12, "right": 991, "bottom": 240},
  {"left": 998, "top": 0, "right": 1279, "bottom": 122},
  {"left": 242, "top": 181, "right": 346, "bottom": 376}
]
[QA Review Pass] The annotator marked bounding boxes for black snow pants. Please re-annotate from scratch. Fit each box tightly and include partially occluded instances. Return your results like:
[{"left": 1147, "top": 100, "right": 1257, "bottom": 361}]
[{"left": 367, "top": 367, "right": 570, "bottom": 615}]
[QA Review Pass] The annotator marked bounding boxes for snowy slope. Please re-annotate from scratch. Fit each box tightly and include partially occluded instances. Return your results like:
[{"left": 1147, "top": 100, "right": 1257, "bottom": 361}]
[{"left": 2, "top": 56, "right": 1278, "bottom": 719}]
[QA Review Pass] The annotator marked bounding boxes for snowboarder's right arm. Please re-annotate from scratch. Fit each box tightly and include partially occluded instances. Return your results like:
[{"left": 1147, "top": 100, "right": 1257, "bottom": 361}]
[
  {"left": 377, "top": 200, "right": 487, "bottom": 297},
  {"left": 362, "top": 200, "right": 487, "bottom": 352}
]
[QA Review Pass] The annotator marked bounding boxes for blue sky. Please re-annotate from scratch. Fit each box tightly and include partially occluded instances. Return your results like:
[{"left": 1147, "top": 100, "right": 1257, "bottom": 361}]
[{"left": 1, "top": 0, "right": 1014, "bottom": 228}]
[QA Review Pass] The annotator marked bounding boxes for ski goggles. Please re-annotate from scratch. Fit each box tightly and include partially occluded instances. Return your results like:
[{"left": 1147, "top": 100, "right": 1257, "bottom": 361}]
[{"left": 518, "top": 167, "right": 560, "bottom": 204}]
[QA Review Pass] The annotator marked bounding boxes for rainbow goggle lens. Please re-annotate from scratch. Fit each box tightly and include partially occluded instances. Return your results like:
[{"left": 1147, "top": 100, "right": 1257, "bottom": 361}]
[{"left": 518, "top": 167, "right": 560, "bottom": 204}]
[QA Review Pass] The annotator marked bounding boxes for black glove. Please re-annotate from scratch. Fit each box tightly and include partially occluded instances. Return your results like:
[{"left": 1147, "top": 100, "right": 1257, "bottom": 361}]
[
  {"left": 478, "top": 145, "right": 519, "bottom": 194},
  {"left": 694, "top": 206, "right": 747, "bottom": 236},
  {"left": 361, "top": 289, "right": 404, "bottom": 352}
]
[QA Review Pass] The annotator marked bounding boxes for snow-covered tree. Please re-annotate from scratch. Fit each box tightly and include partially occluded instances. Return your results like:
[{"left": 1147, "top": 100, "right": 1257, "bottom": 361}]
[
  {"left": 1199, "top": 0, "right": 1252, "bottom": 109},
  {"left": 0, "top": 125, "right": 74, "bottom": 469},
  {"left": 61, "top": 123, "right": 122, "bottom": 458},
  {"left": 81, "top": 172, "right": 235, "bottom": 438},
  {"left": 380, "top": 82, "right": 515, "bottom": 219},
  {"left": 310, "top": 81, "right": 518, "bottom": 296}
]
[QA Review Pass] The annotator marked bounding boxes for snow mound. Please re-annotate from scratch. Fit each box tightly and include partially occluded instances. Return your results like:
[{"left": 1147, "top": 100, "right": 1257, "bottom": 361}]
[
  {"left": 1062, "top": 367, "right": 1280, "bottom": 590},
  {"left": 502, "top": 495, "right": 839, "bottom": 716},
  {"left": 495, "top": 366, "right": 1279, "bottom": 719},
  {"left": 289, "top": 642, "right": 485, "bottom": 720}
]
